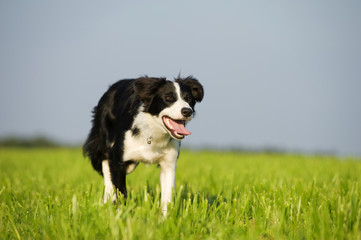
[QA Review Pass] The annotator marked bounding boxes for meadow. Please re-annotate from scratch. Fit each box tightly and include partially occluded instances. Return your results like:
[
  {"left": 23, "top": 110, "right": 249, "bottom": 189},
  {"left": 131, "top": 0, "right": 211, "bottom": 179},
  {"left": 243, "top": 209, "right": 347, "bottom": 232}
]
[{"left": 1, "top": 148, "right": 361, "bottom": 239}]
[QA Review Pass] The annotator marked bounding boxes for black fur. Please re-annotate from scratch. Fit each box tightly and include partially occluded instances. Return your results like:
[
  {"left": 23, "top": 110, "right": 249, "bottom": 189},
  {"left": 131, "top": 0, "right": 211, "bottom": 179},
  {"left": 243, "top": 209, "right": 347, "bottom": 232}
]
[{"left": 83, "top": 79, "right": 139, "bottom": 175}]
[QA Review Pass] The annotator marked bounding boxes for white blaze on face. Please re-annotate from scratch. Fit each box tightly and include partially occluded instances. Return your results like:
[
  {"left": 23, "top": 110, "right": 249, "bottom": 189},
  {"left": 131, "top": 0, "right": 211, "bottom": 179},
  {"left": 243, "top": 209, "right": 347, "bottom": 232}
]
[{"left": 160, "top": 82, "right": 192, "bottom": 120}]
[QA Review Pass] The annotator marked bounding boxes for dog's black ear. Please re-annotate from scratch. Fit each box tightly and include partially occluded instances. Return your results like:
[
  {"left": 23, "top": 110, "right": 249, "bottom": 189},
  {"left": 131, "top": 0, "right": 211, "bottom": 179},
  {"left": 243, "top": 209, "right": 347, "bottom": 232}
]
[
  {"left": 176, "top": 76, "right": 204, "bottom": 102},
  {"left": 133, "top": 77, "right": 166, "bottom": 107}
]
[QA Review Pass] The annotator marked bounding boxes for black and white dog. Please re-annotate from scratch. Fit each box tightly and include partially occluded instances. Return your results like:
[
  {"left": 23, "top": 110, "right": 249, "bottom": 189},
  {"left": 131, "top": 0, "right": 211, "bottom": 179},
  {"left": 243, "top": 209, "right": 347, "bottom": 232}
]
[{"left": 83, "top": 76, "right": 203, "bottom": 214}]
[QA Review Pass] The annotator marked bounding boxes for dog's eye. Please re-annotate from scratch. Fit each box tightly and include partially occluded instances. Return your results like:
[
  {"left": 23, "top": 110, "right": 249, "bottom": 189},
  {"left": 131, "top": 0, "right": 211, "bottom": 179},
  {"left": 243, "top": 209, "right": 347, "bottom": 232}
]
[
  {"left": 183, "top": 94, "right": 192, "bottom": 103},
  {"left": 164, "top": 96, "right": 175, "bottom": 102},
  {"left": 184, "top": 96, "right": 192, "bottom": 103}
]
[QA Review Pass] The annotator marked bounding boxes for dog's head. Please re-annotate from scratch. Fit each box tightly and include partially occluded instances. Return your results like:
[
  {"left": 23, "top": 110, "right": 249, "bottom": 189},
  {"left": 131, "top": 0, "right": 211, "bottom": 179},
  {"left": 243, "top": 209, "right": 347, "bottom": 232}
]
[{"left": 134, "top": 76, "right": 204, "bottom": 140}]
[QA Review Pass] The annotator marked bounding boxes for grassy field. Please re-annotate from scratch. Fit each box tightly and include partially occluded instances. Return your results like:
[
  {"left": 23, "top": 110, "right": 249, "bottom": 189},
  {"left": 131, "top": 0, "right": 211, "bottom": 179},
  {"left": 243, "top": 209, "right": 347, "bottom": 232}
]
[{"left": 1, "top": 148, "right": 361, "bottom": 239}]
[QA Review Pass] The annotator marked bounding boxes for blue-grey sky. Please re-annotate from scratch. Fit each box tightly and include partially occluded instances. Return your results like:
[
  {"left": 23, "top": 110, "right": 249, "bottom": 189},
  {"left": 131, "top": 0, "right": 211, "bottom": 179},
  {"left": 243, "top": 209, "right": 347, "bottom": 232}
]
[{"left": 1, "top": 1, "right": 360, "bottom": 156}]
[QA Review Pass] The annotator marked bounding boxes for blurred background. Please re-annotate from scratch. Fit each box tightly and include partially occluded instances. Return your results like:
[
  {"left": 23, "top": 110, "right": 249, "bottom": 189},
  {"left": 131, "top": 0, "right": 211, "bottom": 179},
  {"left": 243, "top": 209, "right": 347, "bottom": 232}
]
[{"left": 1, "top": 1, "right": 360, "bottom": 156}]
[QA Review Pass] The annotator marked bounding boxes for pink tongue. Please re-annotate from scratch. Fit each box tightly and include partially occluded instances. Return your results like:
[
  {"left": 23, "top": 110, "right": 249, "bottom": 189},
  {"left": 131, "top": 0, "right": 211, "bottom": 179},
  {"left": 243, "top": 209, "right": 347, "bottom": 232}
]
[{"left": 169, "top": 119, "right": 191, "bottom": 135}]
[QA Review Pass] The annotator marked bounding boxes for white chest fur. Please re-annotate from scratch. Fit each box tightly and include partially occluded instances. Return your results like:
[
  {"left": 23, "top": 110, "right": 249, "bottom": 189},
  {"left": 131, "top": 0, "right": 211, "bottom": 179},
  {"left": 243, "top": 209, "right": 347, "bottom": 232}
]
[{"left": 122, "top": 112, "right": 180, "bottom": 165}]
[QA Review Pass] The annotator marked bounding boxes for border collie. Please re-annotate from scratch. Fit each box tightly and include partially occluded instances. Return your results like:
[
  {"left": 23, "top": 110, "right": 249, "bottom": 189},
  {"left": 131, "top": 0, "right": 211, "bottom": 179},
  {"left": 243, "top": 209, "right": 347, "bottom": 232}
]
[{"left": 83, "top": 76, "right": 203, "bottom": 214}]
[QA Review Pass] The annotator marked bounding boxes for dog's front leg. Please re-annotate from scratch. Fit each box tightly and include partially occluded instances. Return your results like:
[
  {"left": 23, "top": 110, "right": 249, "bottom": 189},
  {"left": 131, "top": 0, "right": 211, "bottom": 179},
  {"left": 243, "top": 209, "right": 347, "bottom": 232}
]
[
  {"left": 108, "top": 160, "right": 127, "bottom": 203},
  {"left": 102, "top": 160, "right": 116, "bottom": 203},
  {"left": 159, "top": 161, "right": 176, "bottom": 215}
]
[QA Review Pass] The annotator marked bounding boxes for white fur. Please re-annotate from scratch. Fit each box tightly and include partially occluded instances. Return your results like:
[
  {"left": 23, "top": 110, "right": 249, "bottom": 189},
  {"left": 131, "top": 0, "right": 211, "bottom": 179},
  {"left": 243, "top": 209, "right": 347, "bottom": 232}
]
[
  {"left": 123, "top": 111, "right": 179, "bottom": 164},
  {"left": 102, "top": 160, "right": 116, "bottom": 203},
  {"left": 159, "top": 160, "right": 176, "bottom": 214}
]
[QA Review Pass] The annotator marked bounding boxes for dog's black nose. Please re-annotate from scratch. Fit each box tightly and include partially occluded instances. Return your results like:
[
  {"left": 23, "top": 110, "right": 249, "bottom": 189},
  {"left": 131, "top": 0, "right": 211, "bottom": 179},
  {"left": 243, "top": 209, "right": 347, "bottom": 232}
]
[{"left": 181, "top": 108, "right": 193, "bottom": 117}]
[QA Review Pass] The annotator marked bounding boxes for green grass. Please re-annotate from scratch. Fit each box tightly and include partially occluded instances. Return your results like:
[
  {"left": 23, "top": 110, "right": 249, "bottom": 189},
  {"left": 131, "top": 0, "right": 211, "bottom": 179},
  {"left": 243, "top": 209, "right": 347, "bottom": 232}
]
[{"left": 1, "top": 148, "right": 361, "bottom": 239}]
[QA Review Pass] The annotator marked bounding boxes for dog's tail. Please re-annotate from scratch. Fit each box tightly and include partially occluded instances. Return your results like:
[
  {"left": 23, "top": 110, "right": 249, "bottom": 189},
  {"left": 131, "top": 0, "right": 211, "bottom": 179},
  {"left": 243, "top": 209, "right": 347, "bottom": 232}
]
[{"left": 83, "top": 117, "right": 104, "bottom": 176}]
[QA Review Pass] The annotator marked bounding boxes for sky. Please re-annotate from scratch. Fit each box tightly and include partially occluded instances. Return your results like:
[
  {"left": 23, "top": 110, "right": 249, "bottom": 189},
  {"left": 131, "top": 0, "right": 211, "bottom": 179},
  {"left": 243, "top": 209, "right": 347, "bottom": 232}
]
[{"left": 1, "top": 1, "right": 360, "bottom": 156}]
